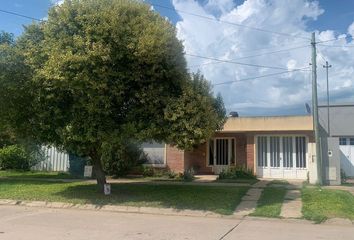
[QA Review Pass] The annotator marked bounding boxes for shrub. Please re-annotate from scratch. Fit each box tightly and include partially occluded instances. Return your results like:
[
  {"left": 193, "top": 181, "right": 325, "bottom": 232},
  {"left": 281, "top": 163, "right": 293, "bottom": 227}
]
[
  {"left": 218, "top": 166, "right": 256, "bottom": 180},
  {"left": 0, "top": 145, "right": 39, "bottom": 170},
  {"left": 102, "top": 141, "right": 146, "bottom": 177},
  {"left": 181, "top": 168, "right": 195, "bottom": 181},
  {"left": 142, "top": 165, "right": 154, "bottom": 177}
]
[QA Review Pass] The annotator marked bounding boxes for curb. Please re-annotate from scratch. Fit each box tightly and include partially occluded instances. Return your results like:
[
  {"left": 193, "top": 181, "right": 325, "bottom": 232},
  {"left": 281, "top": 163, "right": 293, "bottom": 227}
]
[
  {"left": 0, "top": 199, "right": 237, "bottom": 219},
  {"left": 1, "top": 199, "right": 352, "bottom": 226}
]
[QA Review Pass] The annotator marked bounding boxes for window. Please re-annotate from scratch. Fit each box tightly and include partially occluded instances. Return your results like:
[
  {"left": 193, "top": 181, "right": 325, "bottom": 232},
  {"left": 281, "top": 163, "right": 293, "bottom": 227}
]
[
  {"left": 350, "top": 138, "right": 354, "bottom": 146},
  {"left": 141, "top": 142, "right": 165, "bottom": 165},
  {"left": 231, "top": 139, "right": 235, "bottom": 164},
  {"left": 295, "top": 137, "right": 306, "bottom": 168},
  {"left": 257, "top": 136, "right": 268, "bottom": 167},
  {"left": 270, "top": 137, "right": 280, "bottom": 167},
  {"left": 339, "top": 138, "right": 347, "bottom": 145},
  {"left": 208, "top": 139, "right": 214, "bottom": 165},
  {"left": 216, "top": 139, "right": 229, "bottom": 165},
  {"left": 283, "top": 137, "right": 293, "bottom": 168}
]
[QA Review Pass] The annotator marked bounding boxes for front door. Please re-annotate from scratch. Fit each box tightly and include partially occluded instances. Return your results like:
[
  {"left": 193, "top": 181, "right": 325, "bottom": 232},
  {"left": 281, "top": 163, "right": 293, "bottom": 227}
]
[{"left": 256, "top": 136, "right": 307, "bottom": 179}]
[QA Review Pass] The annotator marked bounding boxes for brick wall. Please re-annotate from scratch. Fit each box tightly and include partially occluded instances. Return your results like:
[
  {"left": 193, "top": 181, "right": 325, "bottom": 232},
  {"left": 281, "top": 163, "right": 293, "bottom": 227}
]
[
  {"left": 246, "top": 135, "right": 255, "bottom": 172},
  {"left": 184, "top": 143, "right": 213, "bottom": 174},
  {"left": 165, "top": 145, "right": 185, "bottom": 173},
  {"left": 236, "top": 135, "right": 247, "bottom": 167}
]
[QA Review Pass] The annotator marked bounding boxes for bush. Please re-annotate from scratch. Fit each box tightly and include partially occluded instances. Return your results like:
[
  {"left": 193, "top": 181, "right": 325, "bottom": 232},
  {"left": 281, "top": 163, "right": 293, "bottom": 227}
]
[
  {"left": 142, "top": 165, "right": 154, "bottom": 177},
  {"left": 0, "top": 145, "right": 39, "bottom": 170},
  {"left": 181, "top": 168, "right": 195, "bottom": 181},
  {"left": 218, "top": 166, "right": 256, "bottom": 180},
  {"left": 102, "top": 141, "right": 146, "bottom": 177}
]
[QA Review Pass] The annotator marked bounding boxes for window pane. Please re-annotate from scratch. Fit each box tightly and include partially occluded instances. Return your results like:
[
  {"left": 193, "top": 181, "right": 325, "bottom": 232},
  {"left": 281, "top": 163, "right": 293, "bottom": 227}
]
[
  {"left": 209, "top": 140, "right": 214, "bottom": 165},
  {"left": 141, "top": 142, "right": 165, "bottom": 164},
  {"left": 339, "top": 138, "right": 347, "bottom": 145},
  {"left": 295, "top": 137, "right": 306, "bottom": 168},
  {"left": 350, "top": 138, "right": 354, "bottom": 146},
  {"left": 283, "top": 137, "right": 293, "bottom": 168},
  {"left": 270, "top": 137, "right": 280, "bottom": 167},
  {"left": 257, "top": 136, "right": 268, "bottom": 167}
]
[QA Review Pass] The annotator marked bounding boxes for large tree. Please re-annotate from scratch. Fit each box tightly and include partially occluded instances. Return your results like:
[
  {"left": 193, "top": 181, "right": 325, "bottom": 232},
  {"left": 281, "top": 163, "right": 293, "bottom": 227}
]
[{"left": 0, "top": 0, "right": 225, "bottom": 191}]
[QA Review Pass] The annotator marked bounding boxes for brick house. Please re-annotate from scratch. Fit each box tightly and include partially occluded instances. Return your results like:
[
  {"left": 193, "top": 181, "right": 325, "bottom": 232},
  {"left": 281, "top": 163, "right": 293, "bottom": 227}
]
[{"left": 143, "top": 115, "right": 319, "bottom": 182}]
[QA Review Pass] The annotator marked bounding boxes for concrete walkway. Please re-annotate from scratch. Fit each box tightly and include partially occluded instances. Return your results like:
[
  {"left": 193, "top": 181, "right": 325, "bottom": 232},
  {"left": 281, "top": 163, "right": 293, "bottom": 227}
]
[
  {"left": 280, "top": 190, "right": 302, "bottom": 218},
  {"left": 234, "top": 188, "right": 263, "bottom": 217}
]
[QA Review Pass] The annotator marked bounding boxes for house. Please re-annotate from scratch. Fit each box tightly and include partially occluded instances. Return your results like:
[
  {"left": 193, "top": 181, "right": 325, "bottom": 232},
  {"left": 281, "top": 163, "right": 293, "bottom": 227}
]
[
  {"left": 144, "top": 115, "right": 320, "bottom": 184},
  {"left": 318, "top": 104, "right": 354, "bottom": 185}
]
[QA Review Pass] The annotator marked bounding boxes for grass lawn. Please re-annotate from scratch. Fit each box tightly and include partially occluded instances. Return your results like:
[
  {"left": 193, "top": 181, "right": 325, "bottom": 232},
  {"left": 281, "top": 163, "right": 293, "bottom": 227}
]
[
  {"left": 302, "top": 187, "right": 354, "bottom": 223},
  {"left": 250, "top": 187, "right": 287, "bottom": 218},
  {"left": 0, "top": 179, "right": 249, "bottom": 215},
  {"left": 0, "top": 170, "right": 82, "bottom": 179},
  {"left": 269, "top": 180, "right": 289, "bottom": 185}
]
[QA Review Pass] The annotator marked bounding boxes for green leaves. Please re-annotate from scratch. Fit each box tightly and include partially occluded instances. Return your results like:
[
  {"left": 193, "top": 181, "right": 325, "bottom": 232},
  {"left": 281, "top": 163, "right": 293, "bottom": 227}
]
[{"left": 0, "top": 0, "right": 225, "bottom": 165}]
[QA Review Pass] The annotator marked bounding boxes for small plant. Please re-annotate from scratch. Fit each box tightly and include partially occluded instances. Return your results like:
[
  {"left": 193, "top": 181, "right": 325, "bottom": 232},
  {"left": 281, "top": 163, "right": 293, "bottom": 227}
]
[
  {"left": 181, "top": 168, "right": 195, "bottom": 181},
  {"left": 218, "top": 166, "right": 256, "bottom": 180},
  {"left": 167, "top": 170, "right": 177, "bottom": 179},
  {"left": 341, "top": 169, "right": 348, "bottom": 184},
  {"left": 142, "top": 165, "right": 154, "bottom": 177}
]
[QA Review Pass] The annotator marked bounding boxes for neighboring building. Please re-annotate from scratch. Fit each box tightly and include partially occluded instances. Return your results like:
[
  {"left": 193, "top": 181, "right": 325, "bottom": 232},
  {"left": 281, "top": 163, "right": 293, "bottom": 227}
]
[
  {"left": 150, "top": 115, "right": 320, "bottom": 183},
  {"left": 318, "top": 104, "right": 354, "bottom": 184}
]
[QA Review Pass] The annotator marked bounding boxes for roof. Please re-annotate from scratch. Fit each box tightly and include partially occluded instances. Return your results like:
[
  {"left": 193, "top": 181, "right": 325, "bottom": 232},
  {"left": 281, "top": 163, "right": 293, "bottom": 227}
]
[{"left": 221, "top": 115, "right": 313, "bottom": 132}]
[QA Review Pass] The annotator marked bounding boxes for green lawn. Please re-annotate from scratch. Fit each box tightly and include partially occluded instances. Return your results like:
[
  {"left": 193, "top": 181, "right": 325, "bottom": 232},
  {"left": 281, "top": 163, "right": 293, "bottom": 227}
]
[
  {"left": 269, "top": 180, "right": 289, "bottom": 185},
  {"left": 0, "top": 179, "right": 249, "bottom": 215},
  {"left": 302, "top": 187, "right": 354, "bottom": 223},
  {"left": 0, "top": 170, "right": 82, "bottom": 179},
  {"left": 250, "top": 187, "right": 287, "bottom": 218}
]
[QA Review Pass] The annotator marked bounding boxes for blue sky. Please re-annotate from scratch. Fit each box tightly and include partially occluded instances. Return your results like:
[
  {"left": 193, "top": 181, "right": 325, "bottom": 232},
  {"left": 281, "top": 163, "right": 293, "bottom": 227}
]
[
  {"left": 1, "top": 0, "right": 354, "bottom": 116},
  {"left": 2, "top": 0, "right": 354, "bottom": 39}
]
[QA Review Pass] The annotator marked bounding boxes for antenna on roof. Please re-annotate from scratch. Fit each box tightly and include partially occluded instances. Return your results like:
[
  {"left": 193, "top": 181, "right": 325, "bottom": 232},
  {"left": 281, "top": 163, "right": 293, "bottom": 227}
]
[{"left": 305, "top": 103, "right": 311, "bottom": 114}]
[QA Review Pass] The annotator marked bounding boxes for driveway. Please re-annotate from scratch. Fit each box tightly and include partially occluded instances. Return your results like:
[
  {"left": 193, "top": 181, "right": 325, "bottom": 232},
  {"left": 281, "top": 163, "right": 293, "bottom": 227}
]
[{"left": 0, "top": 205, "right": 353, "bottom": 240}]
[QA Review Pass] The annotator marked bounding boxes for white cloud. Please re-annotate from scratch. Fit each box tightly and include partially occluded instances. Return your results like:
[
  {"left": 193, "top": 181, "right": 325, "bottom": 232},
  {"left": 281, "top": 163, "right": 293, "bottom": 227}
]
[
  {"left": 348, "top": 22, "right": 354, "bottom": 37},
  {"left": 172, "top": 0, "right": 354, "bottom": 115},
  {"left": 50, "top": 0, "right": 64, "bottom": 6}
]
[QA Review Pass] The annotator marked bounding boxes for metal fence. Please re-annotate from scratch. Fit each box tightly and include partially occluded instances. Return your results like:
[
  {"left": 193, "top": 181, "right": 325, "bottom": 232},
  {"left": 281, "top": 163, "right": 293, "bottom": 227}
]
[{"left": 32, "top": 146, "right": 69, "bottom": 172}]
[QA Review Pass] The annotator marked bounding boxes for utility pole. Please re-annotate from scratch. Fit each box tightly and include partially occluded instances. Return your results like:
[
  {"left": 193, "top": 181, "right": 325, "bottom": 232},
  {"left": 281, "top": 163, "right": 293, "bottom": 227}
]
[
  {"left": 323, "top": 61, "right": 332, "bottom": 136},
  {"left": 311, "top": 32, "right": 323, "bottom": 185}
]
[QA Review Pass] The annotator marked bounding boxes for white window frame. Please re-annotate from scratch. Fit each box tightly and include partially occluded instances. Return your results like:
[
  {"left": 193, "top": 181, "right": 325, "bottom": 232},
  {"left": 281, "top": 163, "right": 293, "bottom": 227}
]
[
  {"left": 206, "top": 137, "right": 236, "bottom": 167},
  {"left": 142, "top": 143, "right": 167, "bottom": 168}
]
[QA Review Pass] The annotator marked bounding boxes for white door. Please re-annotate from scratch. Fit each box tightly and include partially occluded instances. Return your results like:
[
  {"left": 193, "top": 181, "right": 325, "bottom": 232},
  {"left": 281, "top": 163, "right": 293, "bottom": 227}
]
[
  {"left": 339, "top": 137, "right": 354, "bottom": 177},
  {"left": 256, "top": 136, "right": 308, "bottom": 180}
]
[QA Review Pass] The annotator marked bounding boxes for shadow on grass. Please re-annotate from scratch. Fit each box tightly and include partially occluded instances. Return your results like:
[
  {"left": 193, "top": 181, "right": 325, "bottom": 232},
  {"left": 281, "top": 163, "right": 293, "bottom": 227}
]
[
  {"left": 250, "top": 187, "right": 287, "bottom": 218},
  {"left": 52, "top": 182, "right": 249, "bottom": 215},
  {"left": 0, "top": 178, "right": 249, "bottom": 215}
]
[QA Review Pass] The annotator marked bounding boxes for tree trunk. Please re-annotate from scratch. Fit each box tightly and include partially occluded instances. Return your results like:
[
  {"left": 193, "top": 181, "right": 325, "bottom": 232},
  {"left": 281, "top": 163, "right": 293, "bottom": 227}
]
[{"left": 90, "top": 151, "right": 107, "bottom": 193}]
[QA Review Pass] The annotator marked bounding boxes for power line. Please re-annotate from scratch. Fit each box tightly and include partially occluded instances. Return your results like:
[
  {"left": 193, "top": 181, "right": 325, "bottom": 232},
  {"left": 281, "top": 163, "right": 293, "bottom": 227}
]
[
  {"left": 318, "top": 44, "right": 354, "bottom": 48},
  {"left": 0, "top": 9, "right": 44, "bottom": 22},
  {"left": 186, "top": 53, "right": 298, "bottom": 70},
  {"left": 213, "top": 67, "right": 310, "bottom": 86},
  {"left": 151, "top": 2, "right": 310, "bottom": 40},
  {"left": 190, "top": 44, "right": 310, "bottom": 68}
]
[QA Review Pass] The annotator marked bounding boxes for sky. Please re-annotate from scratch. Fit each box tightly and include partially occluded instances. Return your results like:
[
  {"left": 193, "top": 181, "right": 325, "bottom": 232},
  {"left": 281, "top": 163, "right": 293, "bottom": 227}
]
[{"left": 1, "top": 0, "right": 354, "bottom": 116}]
